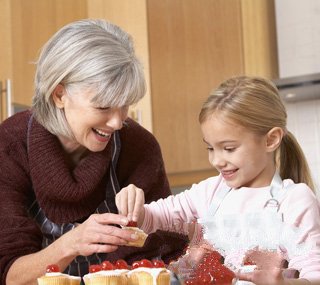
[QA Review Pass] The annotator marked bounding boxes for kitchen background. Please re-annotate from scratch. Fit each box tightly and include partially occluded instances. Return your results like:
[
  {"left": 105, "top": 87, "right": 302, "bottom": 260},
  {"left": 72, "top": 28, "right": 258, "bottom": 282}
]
[
  {"left": 275, "top": 0, "right": 320, "bottom": 196},
  {"left": 0, "top": 0, "right": 319, "bottom": 196}
]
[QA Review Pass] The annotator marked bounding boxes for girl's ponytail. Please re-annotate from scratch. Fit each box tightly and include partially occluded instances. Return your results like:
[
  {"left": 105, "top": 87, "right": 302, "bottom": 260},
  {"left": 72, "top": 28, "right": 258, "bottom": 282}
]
[{"left": 279, "top": 131, "right": 315, "bottom": 192}]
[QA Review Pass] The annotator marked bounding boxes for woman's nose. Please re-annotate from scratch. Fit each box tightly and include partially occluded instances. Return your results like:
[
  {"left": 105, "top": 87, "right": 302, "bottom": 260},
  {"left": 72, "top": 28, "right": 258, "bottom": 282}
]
[{"left": 106, "top": 109, "right": 125, "bottom": 130}]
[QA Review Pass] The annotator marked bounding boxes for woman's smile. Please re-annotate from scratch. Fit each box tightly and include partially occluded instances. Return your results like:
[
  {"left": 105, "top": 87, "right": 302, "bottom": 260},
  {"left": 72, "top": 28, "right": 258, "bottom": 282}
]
[{"left": 92, "top": 128, "right": 112, "bottom": 143}]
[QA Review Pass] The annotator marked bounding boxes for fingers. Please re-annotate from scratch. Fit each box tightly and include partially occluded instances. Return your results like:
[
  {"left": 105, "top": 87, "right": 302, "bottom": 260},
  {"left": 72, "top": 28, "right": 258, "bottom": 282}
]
[
  {"left": 93, "top": 213, "right": 128, "bottom": 226},
  {"left": 90, "top": 244, "right": 118, "bottom": 254},
  {"left": 66, "top": 213, "right": 139, "bottom": 257},
  {"left": 89, "top": 214, "right": 139, "bottom": 242},
  {"left": 244, "top": 249, "right": 285, "bottom": 270},
  {"left": 116, "top": 184, "right": 145, "bottom": 222},
  {"left": 236, "top": 268, "right": 284, "bottom": 285},
  {"left": 131, "top": 187, "right": 145, "bottom": 222},
  {"left": 236, "top": 272, "right": 254, "bottom": 282},
  {"left": 116, "top": 188, "right": 127, "bottom": 216}
]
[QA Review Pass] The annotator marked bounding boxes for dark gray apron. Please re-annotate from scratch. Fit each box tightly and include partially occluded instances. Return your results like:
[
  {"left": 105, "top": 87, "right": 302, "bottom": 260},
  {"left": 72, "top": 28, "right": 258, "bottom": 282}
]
[{"left": 26, "top": 115, "right": 121, "bottom": 280}]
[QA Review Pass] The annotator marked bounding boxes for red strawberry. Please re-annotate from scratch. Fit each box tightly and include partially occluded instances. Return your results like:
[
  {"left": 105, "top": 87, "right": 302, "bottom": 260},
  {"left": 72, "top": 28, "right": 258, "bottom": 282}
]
[
  {"left": 89, "top": 264, "right": 102, "bottom": 273},
  {"left": 184, "top": 280, "right": 196, "bottom": 285},
  {"left": 127, "top": 221, "right": 137, "bottom": 227},
  {"left": 196, "top": 272, "right": 214, "bottom": 284},
  {"left": 190, "top": 249, "right": 234, "bottom": 284},
  {"left": 101, "top": 260, "right": 114, "bottom": 270},
  {"left": 114, "top": 259, "right": 129, "bottom": 269},
  {"left": 46, "top": 264, "right": 60, "bottom": 273},
  {"left": 132, "top": 261, "right": 141, "bottom": 269},
  {"left": 211, "top": 265, "right": 235, "bottom": 284},
  {"left": 139, "top": 259, "right": 153, "bottom": 268},
  {"left": 152, "top": 259, "right": 166, "bottom": 268}
]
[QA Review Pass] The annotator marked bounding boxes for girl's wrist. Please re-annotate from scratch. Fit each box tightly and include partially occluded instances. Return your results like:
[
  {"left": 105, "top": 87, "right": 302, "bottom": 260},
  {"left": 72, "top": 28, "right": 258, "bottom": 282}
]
[{"left": 138, "top": 207, "right": 145, "bottom": 228}]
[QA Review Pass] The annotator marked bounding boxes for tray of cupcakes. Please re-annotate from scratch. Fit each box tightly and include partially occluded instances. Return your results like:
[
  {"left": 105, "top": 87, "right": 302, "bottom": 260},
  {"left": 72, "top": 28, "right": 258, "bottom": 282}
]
[
  {"left": 38, "top": 258, "right": 171, "bottom": 285},
  {"left": 37, "top": 221, "right": 173, "bottom": 285}
]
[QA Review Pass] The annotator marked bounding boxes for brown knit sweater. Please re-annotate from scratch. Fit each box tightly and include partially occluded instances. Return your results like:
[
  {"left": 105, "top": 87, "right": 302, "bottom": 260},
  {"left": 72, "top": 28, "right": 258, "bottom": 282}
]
[{"left": 0, "top": 110, "right": 187, "bottom": 284}]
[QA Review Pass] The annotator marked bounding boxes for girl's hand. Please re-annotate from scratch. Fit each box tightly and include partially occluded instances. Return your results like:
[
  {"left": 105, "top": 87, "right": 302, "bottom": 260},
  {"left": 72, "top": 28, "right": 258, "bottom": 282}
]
[
  {"left": 236, "top": 268, "right": 285, "bottom": 285},
  {"left": 237, "top": 249, "right": 287, "bottom": 285},
  {"left": 115, "top": 184, "right": 145, "bottom": 225},
  {"left": 61, "top": 213, "right": 138, "bottom": 257}
]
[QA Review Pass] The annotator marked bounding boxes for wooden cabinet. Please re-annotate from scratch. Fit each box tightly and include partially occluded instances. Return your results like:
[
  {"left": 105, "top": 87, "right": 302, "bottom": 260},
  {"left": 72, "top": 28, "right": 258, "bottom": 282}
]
[
  {"left": 1, "top": 0, "right": 278, "bottom": 188},
  {"left": 0, "top": 0, "right": 12, "bottom": 120},
  {"left": 0, "top": 0, "right": 153, "bottom": 130},
  {"left": 87, "top": 0, "right": 153, "bottom": 132},
  {"left": 0, "top": 0, "right": 87, "bottom": 120},
  {"left": 146, "top": 0, "right": 278, "bottom": 186}
]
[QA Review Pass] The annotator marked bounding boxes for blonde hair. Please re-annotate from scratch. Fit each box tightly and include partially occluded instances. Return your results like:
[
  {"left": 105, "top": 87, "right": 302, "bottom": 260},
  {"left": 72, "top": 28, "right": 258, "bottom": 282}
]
[
  {"left": 199, "top": 76, "right": 315, "bottom": 191},
  {"left": 32, "top": 19, "right": 146, "bottom": 138}
]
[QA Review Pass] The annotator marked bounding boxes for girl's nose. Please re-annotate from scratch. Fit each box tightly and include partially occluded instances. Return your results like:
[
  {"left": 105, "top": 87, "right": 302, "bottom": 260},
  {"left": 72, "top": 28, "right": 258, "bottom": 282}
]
[{"left": 210, "top": 153, "right": 226, "bottom": 169}]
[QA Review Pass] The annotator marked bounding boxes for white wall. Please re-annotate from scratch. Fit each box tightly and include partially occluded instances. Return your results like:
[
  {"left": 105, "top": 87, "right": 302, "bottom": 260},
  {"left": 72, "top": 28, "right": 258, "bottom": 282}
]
[
  {"left": 286, "top": 100, "right": 320, "bottom": 196},
  {"left": 275, "top": 0, "right": 320, "bottom": 78},
  {"left": 275, "top": 0, "right": 320, "bottom": 196}
]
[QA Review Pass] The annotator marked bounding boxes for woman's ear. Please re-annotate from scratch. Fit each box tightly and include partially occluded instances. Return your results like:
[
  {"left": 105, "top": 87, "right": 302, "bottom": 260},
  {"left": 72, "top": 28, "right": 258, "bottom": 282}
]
[
  {"left": 266, "top": 127, "right": 284, "bottom": 152},
  {"left": 52, "top": 84, "right": 66, "bottom": 109}
]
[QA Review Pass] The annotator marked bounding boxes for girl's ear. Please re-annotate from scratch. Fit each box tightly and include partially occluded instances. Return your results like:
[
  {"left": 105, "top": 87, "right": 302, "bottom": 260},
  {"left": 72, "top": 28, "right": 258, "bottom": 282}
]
[
  {"left": 52, "top": 84, "right": 66, "bottom": 109},
  {"left": 266, "top": 127, "right": 284, "bottom": 152}
]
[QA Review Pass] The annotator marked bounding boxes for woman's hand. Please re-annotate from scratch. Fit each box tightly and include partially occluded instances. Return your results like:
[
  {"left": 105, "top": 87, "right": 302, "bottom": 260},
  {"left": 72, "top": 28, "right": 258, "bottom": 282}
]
[
  {"left": 6, "top": 213, "right": 139, "bottom": 285},
  {"left": 61, "top": 213, "right": 138, "bottom": 257},
  {"left": 115, "top": 184, "right": 145, "bottom": 225}
]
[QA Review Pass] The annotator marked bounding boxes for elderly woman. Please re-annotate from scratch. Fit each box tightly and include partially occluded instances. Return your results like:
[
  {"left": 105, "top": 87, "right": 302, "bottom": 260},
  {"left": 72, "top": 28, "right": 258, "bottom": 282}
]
[{"left": 0, "top": 19, "right": 187, "bottom": 285}]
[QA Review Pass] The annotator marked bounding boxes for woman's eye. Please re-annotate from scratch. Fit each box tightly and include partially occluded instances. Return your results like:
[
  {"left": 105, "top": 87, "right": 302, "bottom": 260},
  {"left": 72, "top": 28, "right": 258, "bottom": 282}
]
[
  {"left": 96, "top": 107, "right": 110, "bottom": 111},
  {"left": 206, "top": 147, "right": 214, "bottom": 151},
  {"left": 225, "top": 147, "right": 235, "bottom": 152}
]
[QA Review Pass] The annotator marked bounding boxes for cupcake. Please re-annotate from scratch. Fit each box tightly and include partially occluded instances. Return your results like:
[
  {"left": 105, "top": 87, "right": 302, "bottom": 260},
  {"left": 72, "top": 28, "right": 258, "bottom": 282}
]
[
  {"left": 122, "top": 221, "right": 148, "bottom": 248},
  {"left": 37, "top": 264, "right": 69, "bottom": 285},
  {"left": 68, "top": 275, "right": 82, "bottom": 285},
  {"left": 127, "top": 259, "right": 170, "bottom": 285},
  {"left": 83, "top": 261, "right": 128, "bottom": 285}
]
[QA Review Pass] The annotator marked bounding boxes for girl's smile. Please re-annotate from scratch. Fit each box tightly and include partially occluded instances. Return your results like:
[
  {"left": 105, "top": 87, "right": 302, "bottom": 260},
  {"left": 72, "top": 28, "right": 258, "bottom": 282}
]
[{"left": 201, "top": 115, "right": 276, "bottom": 189}]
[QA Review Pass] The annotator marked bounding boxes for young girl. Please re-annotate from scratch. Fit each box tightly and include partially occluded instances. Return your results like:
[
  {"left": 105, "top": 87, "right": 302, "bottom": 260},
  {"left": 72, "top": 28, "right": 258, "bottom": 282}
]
[{"left": 116, "top": 76, "right": 320, "bottom": 284}]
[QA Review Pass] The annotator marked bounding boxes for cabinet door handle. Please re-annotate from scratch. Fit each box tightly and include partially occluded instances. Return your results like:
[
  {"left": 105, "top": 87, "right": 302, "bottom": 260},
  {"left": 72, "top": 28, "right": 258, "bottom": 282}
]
[
  {"left": 6, "top": 79, "right": 13, "bottom": 117},
  {"left": 0, "top": 81, "right": 2, "bottom": 121},
  {"left": 0, "top": 79, "right": 13, "bottom": 121}
]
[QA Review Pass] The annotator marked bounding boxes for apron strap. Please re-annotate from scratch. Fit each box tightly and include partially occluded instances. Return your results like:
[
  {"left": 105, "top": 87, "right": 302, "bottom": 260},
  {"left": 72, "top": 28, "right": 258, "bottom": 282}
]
[
  {"left": 207, "top": 175, "right": 232, "bottom": 218},
  {"left": 26, "top": 114, "right": 122, "bottom": 279},
  {"left": 263, "top": 171, "right": 285, "bottom": 213},
  {"left": 208, "top": 171, "right": 286, "bottom": 218}
]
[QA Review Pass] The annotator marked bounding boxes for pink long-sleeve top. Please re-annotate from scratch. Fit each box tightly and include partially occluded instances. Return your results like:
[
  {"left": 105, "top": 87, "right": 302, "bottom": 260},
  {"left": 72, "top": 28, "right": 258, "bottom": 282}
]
[{"left": 142, "top": 175, "right": 320, "bottom": 282}]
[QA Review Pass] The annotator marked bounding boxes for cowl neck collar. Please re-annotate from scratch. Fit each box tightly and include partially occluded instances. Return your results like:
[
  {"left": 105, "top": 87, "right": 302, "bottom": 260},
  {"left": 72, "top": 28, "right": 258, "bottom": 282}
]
[{"left": 28, "top": 117, "right": 113, "bottom": 223}]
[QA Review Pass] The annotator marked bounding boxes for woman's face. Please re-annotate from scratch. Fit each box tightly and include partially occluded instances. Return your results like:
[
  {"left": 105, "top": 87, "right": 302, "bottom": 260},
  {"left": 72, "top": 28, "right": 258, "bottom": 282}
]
[
  {"left": 200, "top": 115, "right": 276, "bottom": 189},
  {"left": 55, "top": 86, "right": 129, "bottom": 153}
]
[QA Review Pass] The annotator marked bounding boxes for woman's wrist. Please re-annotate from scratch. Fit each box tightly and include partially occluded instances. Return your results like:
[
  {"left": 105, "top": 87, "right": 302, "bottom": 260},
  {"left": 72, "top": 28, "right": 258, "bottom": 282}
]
[{"left": 54, "top": 228, "right": 79, "bottom": 261}]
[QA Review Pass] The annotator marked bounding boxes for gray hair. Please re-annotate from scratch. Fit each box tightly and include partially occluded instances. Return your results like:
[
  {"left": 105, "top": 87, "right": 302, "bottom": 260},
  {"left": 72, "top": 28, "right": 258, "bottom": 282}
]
[{"left": 32, "top": 19, "right": 146, "bottom": 138}]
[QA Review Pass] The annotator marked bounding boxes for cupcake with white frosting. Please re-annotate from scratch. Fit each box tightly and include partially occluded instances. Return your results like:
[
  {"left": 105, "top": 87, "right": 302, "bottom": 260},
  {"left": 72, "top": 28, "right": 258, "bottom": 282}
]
[
  {"left": 127, "top": 259, "right": 170, "bottom": 285},
  {"left": 83, "top": 261, "right": 128, "bottom": 285},
  {"left": 37, "top": 264, "right": 80, "bottom": 285}
]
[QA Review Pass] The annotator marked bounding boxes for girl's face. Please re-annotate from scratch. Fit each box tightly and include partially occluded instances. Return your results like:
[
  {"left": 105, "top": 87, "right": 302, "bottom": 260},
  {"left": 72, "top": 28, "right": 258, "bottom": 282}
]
[
  {"left": 201, "top": 115, "right": 276, "bottom": 189},
  {"left": 54, "top": 86, "right": 129, "bottom": 153}
]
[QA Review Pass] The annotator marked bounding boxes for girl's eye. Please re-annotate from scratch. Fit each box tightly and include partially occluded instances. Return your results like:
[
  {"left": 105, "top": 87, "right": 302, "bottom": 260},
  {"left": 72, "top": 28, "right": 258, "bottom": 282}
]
[
  {"left": 225, "top": 147, "right": 235, "bottom": 152},
  {"left": 206, "top": 146, "right": 214, "bottom": 151}
]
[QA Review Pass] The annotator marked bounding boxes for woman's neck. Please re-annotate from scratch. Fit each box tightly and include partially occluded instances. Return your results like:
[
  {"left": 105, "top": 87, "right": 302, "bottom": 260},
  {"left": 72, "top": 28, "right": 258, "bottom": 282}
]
[{"left": 57, "top": 135, "right": 88, "bottom": 167}]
